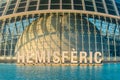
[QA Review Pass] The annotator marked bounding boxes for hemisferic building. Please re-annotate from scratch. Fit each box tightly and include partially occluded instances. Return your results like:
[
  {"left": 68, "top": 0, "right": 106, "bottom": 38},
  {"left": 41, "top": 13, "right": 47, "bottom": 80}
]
[{"left": 0, "top": 0, "right": 120, "bottom": 62}]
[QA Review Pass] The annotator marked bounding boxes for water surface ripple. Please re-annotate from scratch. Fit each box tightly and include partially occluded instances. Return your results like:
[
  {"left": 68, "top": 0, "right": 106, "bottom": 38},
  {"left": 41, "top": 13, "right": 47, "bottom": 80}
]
[{"left": 0, "top": 63, "right": 120, "bottom": 80}]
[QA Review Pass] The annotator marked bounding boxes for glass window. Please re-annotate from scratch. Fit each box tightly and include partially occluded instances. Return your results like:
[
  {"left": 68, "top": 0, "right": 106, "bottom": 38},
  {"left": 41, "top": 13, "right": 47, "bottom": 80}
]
[
  {"left": 28, "top": 6, "right": 37, "bottom": 11},
  {"left": 20, "top": 0, "right": 27, "bottom": 2},
  {"left": 105, "top": 0, "right": 117, "bottom": 15},
  {"left": 74, "top": 0, "right": 82, "bottom": 4},
  {"left": 50, "top": 5, "right": 60, "bottom": 9},
  {"left": 108, "top": 10, "right": 117, "bottom": 15},
  {"left": 19, "top": 3, "right": 26, "bottom": 7},
  {"left": 29, "top": 1, "right": 37, "bottom": 6},
  {"left": 84, "top": 0, "right": 94, "bottom": 11},
  {"left": 0, "top": 12, "right": 2, "bottom": 16},
  {"left": 1, "top": 3, "right": 6, "bottom": 7},
  {"left": 8, "top": 5, "right": 15, "bottom": 9},
  {"left": 51, "top": 0, "right": 60, "bottom": 3},
  {"left": 0, "top": 7, "right": 4, "bottom": 12},
  {"left": 74, "top": 5, "right": 83, "bottom": 10},
  {"left": 115, "top": 2, "right": 120, "bottom": 15},
  {"left": 11, "top": 0, "right": 17, "bottom": 4},
  {"left": 97, "top": 8, "right": 105, "bottom": 13},
  {"left": 85, "top": 1, "right": 93, "bottom": 5},
  {"left": 95, "top": 0, "right": 102, "bottom": 2},
  {"left": 51, "top": 0, "right": 60, "bottom": 9},
  {"left": 107, "top": 5, "right": 115, "bottom": 10},
  {"left": 62, "top": 0, "right": 71, "bottom": 9},
  {"left": 39, "top": 5, "right": 48, "bottom": 10},
  {"left": 96, "top": 3, "right": 104, "bottom": 8},
  {"left": 62, "top": 5, "right": 71, "bottom": 9},
  {"left": 6, "top": 10, "right": 13, "bottom": 15},
  {"left": 85, "top": 6, "right": 94, "bottom": 11},
  {"left": 16, "top": 8, "right": 25, "bottom": 12},
  {"left": 105, "top": 0, "right": 112, "bottom": 5},
  {"left": 40, "top": 0, "right": 48, "bottom": 4},
  {"left": 62, "top": 0, "right": 71, "bottom": 3},
  {"left": 95, "top": 0, "right": 105, "bottom": 13},
  {"left": 74, "top": 0, "right": 83, "bottom": 10}
]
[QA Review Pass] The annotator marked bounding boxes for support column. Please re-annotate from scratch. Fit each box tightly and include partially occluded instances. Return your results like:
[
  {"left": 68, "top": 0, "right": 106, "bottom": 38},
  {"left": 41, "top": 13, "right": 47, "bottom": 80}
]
[
  {"left": 102, "top": 0, "right": 108, "bottom": 14},
  {"left": 37, "top": 0, "right": 40, "bottom": 10},
  {"left": 4, "top": 19, "right": 10, "bottom": 59},
  {"left": 68, "top": 13, "right": 71, "bottom": 54},
  {"left": 87, "top": 14, "right": 91, "bottom": 54},
  {"left": 0, "top": 19, "right": 6, "bottom": 57},
  {"left": 75, "top": 13, "right": 77, "bottom": 51},
  {"left": 13, "top": 0, "right": 20, "bottom": 13},
  {"left": 113, "top": 19, "right": 117, "bottom": 61},
  {"left": 93, "top": 15, "right": 97, "bottom": 52},
  {"left": 82, "top": 0, "right": 86, "bottom": 10},
  {"left": 2, "top": 0, "right": 10, "bottom": 15},
  {"left": 105, "top": 17, "right": 110, "bottom": 61},
  {"left": 81, "top": 14, "right": 84, "bottom": 51},
  {"left": 25, "top": 0, "right": 30, "bottom": 11},
  {"left": 92, "top": 0, "right": 97, "bottom": 12},
  {"left": 60, "top": 0, "right": 62, "bottom": 9},
  {"left": 48, "top": 0, "right": 51, "bottom": 10},
  {"left": 99, "top": 16, "right": 104, "bottom": 61},
  {"left": 111, "top": 0, "right": 119, "bottom": 16},
  {"left": 71, "top": 0, "right": 74, "bottom": 10}
]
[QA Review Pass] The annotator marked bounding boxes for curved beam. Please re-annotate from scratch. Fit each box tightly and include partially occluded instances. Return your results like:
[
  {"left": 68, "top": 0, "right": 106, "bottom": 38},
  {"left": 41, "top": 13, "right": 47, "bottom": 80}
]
[{"left": 0, "top": 10, "right": 120, "bottom": 20}]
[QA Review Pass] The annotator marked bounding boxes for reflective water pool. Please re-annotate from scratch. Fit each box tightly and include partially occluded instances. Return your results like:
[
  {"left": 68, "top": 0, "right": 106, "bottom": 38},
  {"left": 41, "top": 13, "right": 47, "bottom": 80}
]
[{"left": 0, "top": 63, "right": 120, "bottom": 80}]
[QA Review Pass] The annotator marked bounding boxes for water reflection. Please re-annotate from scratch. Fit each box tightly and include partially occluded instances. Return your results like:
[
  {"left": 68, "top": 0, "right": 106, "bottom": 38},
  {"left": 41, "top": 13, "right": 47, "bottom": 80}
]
[{"left": 0, "top": 63, "right": 120, "bottom": 80}]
